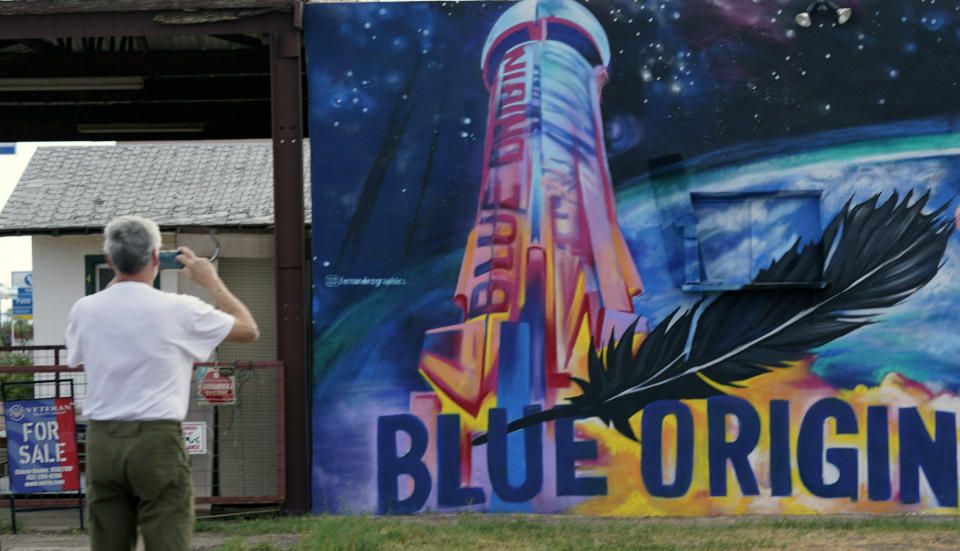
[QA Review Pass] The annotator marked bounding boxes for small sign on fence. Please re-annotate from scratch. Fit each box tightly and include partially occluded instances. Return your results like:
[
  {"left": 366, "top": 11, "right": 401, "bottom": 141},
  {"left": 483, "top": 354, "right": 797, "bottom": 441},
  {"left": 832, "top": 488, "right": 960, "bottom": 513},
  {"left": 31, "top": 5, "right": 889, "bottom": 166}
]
[
  {"left": 196, "top": 366, "right": 236, "bottom": 405},
  {"left": 182, "top": 421, "right": 207, "bottom": 455},
  {"left": 4, "top": 398, "right": 81, "bottom": 493},
  {"left": 11, "top": 271, "right": 33, "bottom": 320}
]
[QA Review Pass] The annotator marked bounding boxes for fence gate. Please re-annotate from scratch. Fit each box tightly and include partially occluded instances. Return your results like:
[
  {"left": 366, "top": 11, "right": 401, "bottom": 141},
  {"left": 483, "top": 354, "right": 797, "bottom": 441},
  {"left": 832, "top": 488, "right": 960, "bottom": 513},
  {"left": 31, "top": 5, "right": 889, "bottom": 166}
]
[{"left": 0, "top": 346, "right": 286, "bottom": 512}]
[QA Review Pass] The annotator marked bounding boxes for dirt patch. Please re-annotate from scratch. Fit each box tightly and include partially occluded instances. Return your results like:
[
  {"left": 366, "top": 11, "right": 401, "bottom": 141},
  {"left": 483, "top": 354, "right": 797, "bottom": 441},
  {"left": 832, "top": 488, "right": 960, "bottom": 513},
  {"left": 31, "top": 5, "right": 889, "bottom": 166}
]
[{"left": 0, "top": 532, "right": 305, "bottom": 551}]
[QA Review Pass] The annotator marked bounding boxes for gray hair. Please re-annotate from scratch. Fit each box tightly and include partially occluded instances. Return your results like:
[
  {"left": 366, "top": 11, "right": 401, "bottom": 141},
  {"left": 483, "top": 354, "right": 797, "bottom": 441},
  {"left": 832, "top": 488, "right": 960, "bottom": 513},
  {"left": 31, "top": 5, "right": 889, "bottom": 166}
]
[{"left": 103, "top": 215, "right": 162, "bottom": 275}]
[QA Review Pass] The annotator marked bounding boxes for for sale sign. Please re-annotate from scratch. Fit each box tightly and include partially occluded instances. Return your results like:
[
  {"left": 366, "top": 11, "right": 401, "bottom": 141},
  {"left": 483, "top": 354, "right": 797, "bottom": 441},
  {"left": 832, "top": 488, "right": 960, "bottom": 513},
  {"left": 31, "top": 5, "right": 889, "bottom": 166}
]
[
  {"left": 196, "top": 366, "right": 236, "bottom": 405},
  {"left": 5, "top": 398, "right": 80, "bottom": 492}
]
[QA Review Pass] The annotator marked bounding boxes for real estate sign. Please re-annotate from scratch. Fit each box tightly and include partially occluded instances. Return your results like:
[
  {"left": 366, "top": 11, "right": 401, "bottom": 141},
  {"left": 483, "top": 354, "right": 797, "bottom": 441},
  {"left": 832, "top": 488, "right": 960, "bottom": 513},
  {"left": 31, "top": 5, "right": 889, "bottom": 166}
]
[{"left": 5, "top": 398, "right": 80, "bottom": 493}]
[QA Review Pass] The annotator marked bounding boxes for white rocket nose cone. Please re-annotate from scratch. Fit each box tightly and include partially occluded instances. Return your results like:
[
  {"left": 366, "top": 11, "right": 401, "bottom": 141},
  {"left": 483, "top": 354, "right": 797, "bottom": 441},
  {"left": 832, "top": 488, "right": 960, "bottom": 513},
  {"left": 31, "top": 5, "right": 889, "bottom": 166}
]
[{"left": 482, "top": 0, "right": 611, "bottom": 71}]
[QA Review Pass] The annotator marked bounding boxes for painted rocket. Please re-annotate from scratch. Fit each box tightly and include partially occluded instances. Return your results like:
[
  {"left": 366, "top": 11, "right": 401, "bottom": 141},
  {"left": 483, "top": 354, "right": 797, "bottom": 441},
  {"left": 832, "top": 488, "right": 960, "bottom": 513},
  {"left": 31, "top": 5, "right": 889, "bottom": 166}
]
[{"left": 418, "top": 0, "right": 647, "bottom": 418}]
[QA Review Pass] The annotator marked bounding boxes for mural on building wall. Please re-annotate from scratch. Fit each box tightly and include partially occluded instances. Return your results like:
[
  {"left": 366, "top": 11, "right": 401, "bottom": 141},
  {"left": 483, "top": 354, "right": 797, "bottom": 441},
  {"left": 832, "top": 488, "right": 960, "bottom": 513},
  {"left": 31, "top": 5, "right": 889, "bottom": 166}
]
[{"left": 306, "top": 0, "right": 960, "bottom": 515}]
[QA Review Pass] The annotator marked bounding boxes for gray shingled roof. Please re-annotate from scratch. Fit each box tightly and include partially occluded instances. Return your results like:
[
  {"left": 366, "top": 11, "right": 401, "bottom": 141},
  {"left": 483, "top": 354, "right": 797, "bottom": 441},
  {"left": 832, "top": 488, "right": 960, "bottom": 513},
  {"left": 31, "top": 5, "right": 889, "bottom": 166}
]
[{"left": 0, "top": 142, "right": 311, "bottom": 235}]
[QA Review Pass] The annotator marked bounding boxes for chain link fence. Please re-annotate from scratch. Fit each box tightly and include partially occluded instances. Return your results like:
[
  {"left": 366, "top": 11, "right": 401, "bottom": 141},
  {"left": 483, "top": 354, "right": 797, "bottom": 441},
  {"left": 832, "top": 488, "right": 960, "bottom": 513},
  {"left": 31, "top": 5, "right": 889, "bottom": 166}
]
[{"left": 0, "top": 346, "right": 285, "bottom": 508}]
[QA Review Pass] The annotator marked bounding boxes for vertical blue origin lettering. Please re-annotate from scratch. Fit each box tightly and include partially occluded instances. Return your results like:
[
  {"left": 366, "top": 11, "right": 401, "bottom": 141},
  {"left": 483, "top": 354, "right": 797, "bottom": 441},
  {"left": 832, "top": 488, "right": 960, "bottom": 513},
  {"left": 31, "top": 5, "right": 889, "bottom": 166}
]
[
  {"left": 556, "top": 417, "right": 607, "bottom": 496},
  {"left": 437, "top": 414, "right": 486, "bottom": 507},
  {"left": 487, "top": 406, "right": 543, "bottom": 502},
  {"left": 866, "top": 406, "right": 891, "bottom": 502},
  {"left": 797, "top": 398, "right": 858, "bottom": 500},
  {"left": 769, "top": 400, "right": 792, "bottom": 496},
  {"left": 377, "top": 415, "right": 430, "bottom": 514},
  {"left": 640, "top": 400, "right": 693, "bottom": 498},
  {"left": 899, "top": 408, "right": 957, "bottom": 507},
  {"left": 707, "top": 396, "right": 760, "bottom": 496}
]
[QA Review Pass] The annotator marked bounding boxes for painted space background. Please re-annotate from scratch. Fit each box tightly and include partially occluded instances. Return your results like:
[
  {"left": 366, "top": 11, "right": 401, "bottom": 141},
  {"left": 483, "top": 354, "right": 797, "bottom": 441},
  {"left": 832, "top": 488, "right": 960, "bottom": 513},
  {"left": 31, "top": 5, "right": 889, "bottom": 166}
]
[{"left": 306, "top": 0, "right": 960, "bottom": 514}]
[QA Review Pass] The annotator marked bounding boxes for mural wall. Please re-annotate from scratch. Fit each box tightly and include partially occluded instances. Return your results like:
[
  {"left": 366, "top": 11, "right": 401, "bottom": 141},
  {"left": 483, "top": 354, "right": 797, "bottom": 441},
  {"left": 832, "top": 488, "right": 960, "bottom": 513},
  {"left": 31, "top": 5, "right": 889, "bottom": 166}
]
[{"left": 306, "top": 0, "right": 960, "bottom": 515}]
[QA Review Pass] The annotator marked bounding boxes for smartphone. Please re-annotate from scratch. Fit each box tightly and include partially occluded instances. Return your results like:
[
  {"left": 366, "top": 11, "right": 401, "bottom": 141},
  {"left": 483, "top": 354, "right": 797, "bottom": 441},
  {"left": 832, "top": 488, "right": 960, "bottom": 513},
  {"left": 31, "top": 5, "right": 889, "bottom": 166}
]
[
  {"left": 158, "top": 233, "right": 220, "bottom": 270},
  {"left": 158, "top": 250, "right": 183, "bottom": 270}
]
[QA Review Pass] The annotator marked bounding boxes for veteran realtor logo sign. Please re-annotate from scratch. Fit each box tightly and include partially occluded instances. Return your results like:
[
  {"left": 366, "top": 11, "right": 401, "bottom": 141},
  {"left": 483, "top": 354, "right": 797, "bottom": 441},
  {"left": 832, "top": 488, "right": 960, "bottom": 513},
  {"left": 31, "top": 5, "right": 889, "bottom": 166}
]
[{"left": 5, "top": 398, "right": 80, "bottom": 493}]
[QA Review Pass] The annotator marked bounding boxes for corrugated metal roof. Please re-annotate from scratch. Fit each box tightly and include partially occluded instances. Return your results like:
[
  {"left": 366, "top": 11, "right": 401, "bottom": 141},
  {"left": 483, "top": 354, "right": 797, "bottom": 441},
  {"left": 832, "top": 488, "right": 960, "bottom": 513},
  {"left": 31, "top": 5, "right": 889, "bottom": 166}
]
[
  {"left": 0, "top": 1, "right": 298, "bottom": 16},
  {"left": 0, "top": 141, "right": 311, "bottom": 234}
]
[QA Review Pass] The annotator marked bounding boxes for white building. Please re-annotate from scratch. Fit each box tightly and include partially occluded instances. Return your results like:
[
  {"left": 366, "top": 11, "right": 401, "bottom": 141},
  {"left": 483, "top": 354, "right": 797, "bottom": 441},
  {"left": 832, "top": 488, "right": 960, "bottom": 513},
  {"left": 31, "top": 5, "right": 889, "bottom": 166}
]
[
  {"left": 0, "top": 141, "right": 310, "bottom": 359},
  {"left": 0, "top": 141, "right": 311, "bottom": 499}
]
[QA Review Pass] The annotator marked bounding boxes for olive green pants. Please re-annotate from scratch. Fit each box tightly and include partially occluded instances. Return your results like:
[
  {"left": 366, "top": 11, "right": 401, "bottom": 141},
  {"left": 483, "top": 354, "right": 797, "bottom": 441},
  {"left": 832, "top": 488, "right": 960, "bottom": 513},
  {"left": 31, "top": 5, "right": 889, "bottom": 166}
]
[{"left": 86, "top": 420, "right": 193, "bottom": 551}]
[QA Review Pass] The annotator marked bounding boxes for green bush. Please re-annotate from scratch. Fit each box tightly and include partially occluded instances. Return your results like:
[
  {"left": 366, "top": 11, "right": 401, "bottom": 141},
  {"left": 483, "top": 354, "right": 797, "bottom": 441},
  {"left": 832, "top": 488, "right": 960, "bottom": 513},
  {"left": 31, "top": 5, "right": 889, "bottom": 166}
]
[
  {"left": 0, "top": 351, "right": 34, "bottom": 400},
  {"left": 0, "top": 318, "right": 32, "bottom": 347}
]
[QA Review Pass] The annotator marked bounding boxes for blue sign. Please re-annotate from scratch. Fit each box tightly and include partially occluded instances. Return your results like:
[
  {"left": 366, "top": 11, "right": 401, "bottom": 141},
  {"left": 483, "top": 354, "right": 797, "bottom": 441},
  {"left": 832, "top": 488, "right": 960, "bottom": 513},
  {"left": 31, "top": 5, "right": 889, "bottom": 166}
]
[
  {"left": 12, "top": 289, "right": 31, "bottom": 319},
  {"left": 0, "top": 143, "right": 14, "bottom": 155},
  {"left": 11, "top": 271, "right": 31, "bottom": 289},
  {"left": 11, "top": 271, "right": 32, "bottom": 320},
  {"left": 5, "top": 398, "right": 80, "bottom": 493}
]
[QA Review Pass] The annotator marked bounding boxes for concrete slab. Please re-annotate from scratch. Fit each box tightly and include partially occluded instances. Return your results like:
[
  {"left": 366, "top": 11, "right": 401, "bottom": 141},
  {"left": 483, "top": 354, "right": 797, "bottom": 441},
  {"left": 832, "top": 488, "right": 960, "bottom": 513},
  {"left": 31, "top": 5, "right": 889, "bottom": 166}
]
[{"left": 0, "top": 507, "right": 279, "bottom": 551}]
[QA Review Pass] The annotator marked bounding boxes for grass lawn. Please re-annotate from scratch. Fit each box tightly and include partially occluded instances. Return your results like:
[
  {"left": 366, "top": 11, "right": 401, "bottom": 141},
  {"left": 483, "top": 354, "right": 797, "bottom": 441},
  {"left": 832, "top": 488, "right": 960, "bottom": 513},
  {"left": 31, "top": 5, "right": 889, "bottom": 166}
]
[{"left": 194, "top": 513, "right": 960, "bottom": 550}]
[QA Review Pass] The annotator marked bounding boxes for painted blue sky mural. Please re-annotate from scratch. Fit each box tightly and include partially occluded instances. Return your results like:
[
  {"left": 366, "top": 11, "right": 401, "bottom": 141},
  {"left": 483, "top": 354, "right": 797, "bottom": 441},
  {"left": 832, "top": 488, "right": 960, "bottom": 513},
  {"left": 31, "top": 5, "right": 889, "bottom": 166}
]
[
  {"left": 307, "top": 0, "right": 960, "bottom": 392},
  {"left": 306, "top": 0, "right": 960, "bottom": 515}
]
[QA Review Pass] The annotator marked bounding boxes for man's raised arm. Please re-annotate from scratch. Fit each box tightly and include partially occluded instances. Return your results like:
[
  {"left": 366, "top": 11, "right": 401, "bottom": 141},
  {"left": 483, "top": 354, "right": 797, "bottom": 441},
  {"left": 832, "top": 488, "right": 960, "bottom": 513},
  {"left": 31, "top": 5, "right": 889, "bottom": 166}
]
[{"left": 176, "top": 246, "right": 260, "bottom": 343}]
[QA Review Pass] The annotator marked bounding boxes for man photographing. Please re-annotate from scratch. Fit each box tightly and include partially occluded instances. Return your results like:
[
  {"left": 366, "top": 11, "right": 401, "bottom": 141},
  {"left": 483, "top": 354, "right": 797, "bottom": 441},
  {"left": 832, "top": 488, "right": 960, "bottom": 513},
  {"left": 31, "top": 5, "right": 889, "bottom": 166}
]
[{"left": 65, "top": 215, "right": 259, "bottom": 550}]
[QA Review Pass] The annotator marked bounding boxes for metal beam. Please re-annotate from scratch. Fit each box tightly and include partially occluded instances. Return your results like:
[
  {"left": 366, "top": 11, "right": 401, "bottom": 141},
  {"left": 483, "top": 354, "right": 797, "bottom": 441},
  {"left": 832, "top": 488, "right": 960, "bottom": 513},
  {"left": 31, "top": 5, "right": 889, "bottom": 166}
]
[
  {"left": 0, "top": 80, "right": 270, "bottom": 103},
  {"left": 0, "top": 120, "right": 271, "bottom": 142},
  {"left": 21, "top": 38, "right": 59, "bottom": 53},
  {"left": 0, "top": 1, "right": 296, "bottom": 15},
  {"left": 211, "top": 33, "right": 268, "bottom": 49},
  {"left": 269, "top": 26, "right": 309, "bottom": 514},
  {"left": 0, "top": 50, "right": 270, "bottom": 77},
  {"left": 0, "top": 10, "right": 291, "bottom": 40}
]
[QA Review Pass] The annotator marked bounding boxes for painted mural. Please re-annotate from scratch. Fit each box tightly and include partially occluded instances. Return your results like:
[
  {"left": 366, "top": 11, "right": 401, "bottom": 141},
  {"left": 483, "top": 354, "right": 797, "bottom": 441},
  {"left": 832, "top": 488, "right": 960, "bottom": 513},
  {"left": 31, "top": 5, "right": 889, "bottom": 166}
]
[{"left": 306, "top": 0, "right": 960, "bottom": 515}]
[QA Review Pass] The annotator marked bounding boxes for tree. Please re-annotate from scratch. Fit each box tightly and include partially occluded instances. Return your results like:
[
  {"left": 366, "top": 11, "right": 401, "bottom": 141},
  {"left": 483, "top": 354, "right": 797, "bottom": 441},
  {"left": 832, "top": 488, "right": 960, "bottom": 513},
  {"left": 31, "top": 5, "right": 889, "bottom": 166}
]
[
  {"left": 0, "top": 308, "right": 35, "bottom": 399},
  {"left": 0, "top": 309, "right": 33, "bottom": 347},
  {"left": 0, "top": 351, "right": 34, "bottom": 400}
]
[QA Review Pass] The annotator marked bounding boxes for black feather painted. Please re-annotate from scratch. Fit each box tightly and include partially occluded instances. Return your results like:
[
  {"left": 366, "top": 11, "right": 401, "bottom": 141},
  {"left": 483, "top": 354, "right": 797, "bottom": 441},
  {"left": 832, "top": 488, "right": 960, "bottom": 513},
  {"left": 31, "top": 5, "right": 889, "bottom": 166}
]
[{"left": 472, "top": 191, "right": 954, "bottom": 445}]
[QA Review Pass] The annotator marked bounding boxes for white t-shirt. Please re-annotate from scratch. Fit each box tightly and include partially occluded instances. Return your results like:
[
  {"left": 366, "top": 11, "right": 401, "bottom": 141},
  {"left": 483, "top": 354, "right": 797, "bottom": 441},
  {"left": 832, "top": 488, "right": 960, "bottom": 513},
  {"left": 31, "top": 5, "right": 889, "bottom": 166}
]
[{"left": 65, "top": 281, "right": 235, "bottom": 421}]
